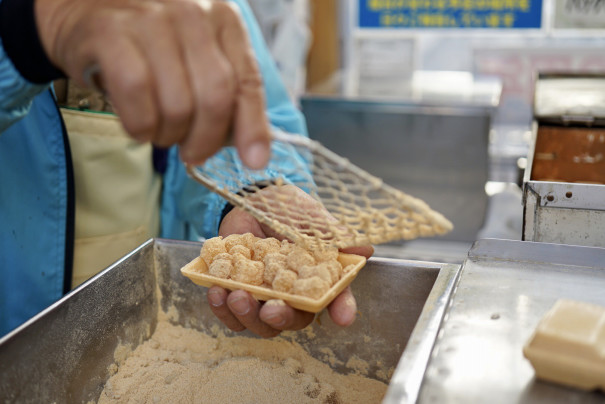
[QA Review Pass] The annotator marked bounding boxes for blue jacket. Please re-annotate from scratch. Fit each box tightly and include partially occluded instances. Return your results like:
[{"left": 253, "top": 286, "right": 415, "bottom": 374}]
[{"left": 0, "top": 0, "right": 307, "bottom": 335}]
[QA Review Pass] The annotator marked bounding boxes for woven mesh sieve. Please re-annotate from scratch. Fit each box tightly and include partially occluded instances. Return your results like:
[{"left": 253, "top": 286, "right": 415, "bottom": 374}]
[{"left": 186, "top": 131, "right": 453, "bottom": 250}]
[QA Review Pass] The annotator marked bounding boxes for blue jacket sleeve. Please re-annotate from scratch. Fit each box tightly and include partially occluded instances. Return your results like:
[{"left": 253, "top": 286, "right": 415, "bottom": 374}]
[
  {"left": 160, "top": 0, "right": 310, "bottom": 241},
  {"left": 0, "top": 36, "right": 49, "bottom": 132}
]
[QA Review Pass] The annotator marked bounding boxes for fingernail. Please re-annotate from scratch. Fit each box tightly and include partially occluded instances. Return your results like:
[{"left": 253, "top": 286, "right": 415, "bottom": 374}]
[
  {"left": 207, "top": 290, "right": 224, "bottom": 307},
  {"left": 179, "top": 148, "right": 205, "bottom": 166},
  {"left": 264, "top": 313, "right": 286, "bottom": 327},
  {"left": 344, "top": 295, "right": 356, "bottom": 309},
  {"left": 179, "top": 148, "right": 193, "bottom": 164},
  {"left": 341, "top": 296, "right": 357, "bottom": 326},
  {"left": 244, "top": 141, "right": 269, "bottom": 169},
  {"left": 229, "top": 296, "right": 250, "bottom": 315}
]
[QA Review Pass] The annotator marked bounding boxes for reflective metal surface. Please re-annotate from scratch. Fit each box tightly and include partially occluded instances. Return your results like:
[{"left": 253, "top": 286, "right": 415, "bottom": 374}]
[
  {"left": 0, "top": 240, "right": 157, "bottom": 403},
  {"left": 0, "top": 239, "right": 459, "bottom": 403},
  {"left": 534, "top": 74, "right": 605, "bottom": 123},
  {"left": 301, "top": 96, "right": 493, "bottom": 245},
  {"left": 418, "top": 238, "right": 605, "bottom": 403},
  {"left": 374, "top": 240, "right": 473, "bottom": 264},
  {"left": 154, "top": 239, "right": 458, "bottom": 379},
  {"left": 384, "top": 262, "right": 461, "bottom": 404},
  {"left": 523, "top": 123, "right": 605, "bottom": 248}
]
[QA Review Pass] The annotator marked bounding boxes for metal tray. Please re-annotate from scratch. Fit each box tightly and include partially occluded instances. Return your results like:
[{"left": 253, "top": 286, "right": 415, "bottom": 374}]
[
  {"left": 0, "top": 239, "right": 459, "bottom": 403},
  {"left": 408, "top": 238, "right": 605, "bottom": 403}
]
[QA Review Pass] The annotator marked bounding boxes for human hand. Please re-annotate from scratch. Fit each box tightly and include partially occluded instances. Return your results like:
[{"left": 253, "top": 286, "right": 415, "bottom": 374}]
[
  {"left": 35, "top": 0, "right": 271, "bottom": 168},
  {"left": 208, "top": 185, "right": 374, "bottom": 338}
]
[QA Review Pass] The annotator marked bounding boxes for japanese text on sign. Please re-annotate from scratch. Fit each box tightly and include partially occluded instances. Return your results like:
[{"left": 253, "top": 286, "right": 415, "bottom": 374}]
[{"left": 359, "top": 0, "right": 543, "bottom": 28}]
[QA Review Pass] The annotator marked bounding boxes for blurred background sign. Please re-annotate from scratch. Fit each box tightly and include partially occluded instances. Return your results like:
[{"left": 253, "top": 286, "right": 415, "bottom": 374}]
[{"left": 357, "top": 0, "right": 543, "bottom": 29}]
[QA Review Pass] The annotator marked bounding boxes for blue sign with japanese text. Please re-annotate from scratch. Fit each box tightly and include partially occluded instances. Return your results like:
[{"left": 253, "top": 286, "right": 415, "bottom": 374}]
[{"left": 359, "top": 0, "right": 543, "bottom": 28}]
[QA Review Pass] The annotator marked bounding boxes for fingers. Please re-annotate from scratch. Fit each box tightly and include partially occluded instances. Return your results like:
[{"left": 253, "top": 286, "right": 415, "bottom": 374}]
[
  {"left": 259, "top": 300, "right": 315, "bottom": 331},
  {"left": 172, "top": 1, "right": 236, "bottom": 164},
  {"left": 340, "top": 245, "right": 375, "bottom": 259},
  {"left": 226, "top": 291, "right": 282, "bottom": 338},
  {"left": 213, "top": 3, "right": 271, "bottom": 169},
  {"left": 327, "top": 287, "right": 357, "bottom": 327},
  {"left": 208, "top": 285, "right": 356, "bottom": 337},
  {"left": 40, "top": 0, "right": 269, "bottom": 168},
  {"left": 96, "top": 34, "right": 158, "bottom": 142},
  {"left": 166, "top": 1, "right": 270, "bottom": 167},
  {"left": 219, "top": 207, "right": 266, "bottom": 238},
  {"left": 133, "top": 4, "right": 193, "bottom": 147},
  {"left": 207, "top": 286, "right": 245, "bottom": 332},
  {"left": 207, "top": 287, "right": 315, "bottom": 337},
  {"left": 208, "top": 288, "right": 281, "bottom": 338},
  {"left": 252, "top": 186, "right": 376, "bottom": 256}
]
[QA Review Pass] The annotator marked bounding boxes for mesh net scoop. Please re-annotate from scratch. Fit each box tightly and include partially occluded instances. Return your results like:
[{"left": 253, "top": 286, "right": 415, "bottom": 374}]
[{"left": 187, "top": 131, "right": 453, "bottom": 250}]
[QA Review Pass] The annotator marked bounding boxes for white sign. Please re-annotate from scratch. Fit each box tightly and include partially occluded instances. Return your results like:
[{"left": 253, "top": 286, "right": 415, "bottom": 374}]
[{"left": 554, "top": 0, "right": 605, "bottom": 29}]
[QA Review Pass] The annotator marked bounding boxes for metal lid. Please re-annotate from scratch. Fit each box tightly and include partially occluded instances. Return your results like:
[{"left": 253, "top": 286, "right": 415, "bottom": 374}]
[{"left": 534, "top": 73, "right": 605, "bottom": 126}]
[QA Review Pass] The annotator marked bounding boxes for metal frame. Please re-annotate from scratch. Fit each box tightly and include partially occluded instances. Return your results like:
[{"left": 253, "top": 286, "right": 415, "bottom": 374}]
[{"left": 522, "top": 122, "right": 605, "bottom": 247}]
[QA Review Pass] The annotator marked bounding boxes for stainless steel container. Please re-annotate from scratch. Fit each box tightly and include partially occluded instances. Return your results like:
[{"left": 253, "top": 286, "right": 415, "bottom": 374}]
[
  {"left": 0, "top": 239, "right": 459, "bottom": 403},
  {"left": 523, "top": 73, "right": 605, "bottom": 247}
]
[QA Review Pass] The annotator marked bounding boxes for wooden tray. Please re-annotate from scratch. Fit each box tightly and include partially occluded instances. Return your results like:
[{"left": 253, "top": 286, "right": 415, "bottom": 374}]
[{"left": 181, "top": 252, "right": 366, "bottom": 313}]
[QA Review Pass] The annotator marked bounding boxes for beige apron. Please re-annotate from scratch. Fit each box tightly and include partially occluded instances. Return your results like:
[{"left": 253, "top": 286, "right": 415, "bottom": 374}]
[{"left": 60, "top": 107, "right": 162, "bottom": 288}]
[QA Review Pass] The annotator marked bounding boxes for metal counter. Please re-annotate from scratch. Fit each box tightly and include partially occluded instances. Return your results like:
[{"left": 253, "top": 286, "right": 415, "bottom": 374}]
[
  {"left": 0, "top": 239, "right": 459, "bottom": 403},
  {"left": 401, "top": 238, "right": 605, "bottom": 403}
]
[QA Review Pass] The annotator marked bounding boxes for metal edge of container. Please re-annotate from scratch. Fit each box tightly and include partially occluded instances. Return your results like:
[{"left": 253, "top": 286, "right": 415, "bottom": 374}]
[
  {"left": 525, "top": 181, "right": 605, "bottom": 210},
  {"left": 522, "top": 119, "right": 605, "bottom": 244},
  {"left": 522, "top": 121, "right": 605, "bottom": 211},
  {"left": 521, "top": 121, "right": 538, "bottom": 193},
  {"left": 300, "top": 95, "right": 496, "bottom": 118},
  {"left": 0, "top": 239, "right": 157, "bottom": 403},
  {"left": 0, "top": 238, "right": 155, "bottom": 346},
  {"left": 382, "top": 262, "right": 462, "bottom": 404},
  {"left": 467, "top": 237, "right": 605, "bottom": 268},
  {"left": 521, "top": 121, "right": 538, "bottom": 242}
]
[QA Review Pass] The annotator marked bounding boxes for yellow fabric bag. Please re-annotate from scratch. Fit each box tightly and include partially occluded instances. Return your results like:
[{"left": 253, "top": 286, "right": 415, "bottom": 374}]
[{"left": 60, "top": 108, "right": 162, "bottom": 288}]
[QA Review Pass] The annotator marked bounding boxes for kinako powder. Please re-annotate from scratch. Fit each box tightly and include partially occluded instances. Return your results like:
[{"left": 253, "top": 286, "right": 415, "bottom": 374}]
[{"left": 98, "top": 320, "right": 388, "bottom": 404}]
